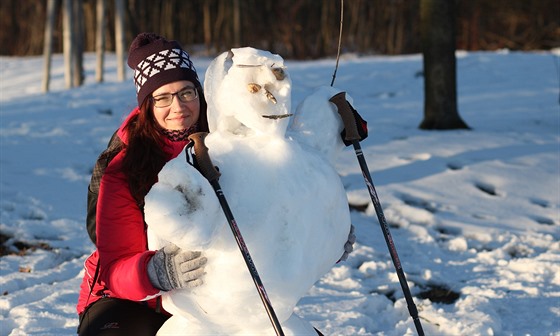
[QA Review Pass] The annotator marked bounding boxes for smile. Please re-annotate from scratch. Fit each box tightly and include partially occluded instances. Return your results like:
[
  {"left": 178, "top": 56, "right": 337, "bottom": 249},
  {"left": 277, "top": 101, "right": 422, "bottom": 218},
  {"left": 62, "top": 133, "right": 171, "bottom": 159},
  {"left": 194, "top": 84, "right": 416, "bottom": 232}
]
[
  {"left": 168, "top": 115, "right": 189, "bottom": 120},
  {"left": 262, "top": 114, "right": 293, "bottom": 120}
]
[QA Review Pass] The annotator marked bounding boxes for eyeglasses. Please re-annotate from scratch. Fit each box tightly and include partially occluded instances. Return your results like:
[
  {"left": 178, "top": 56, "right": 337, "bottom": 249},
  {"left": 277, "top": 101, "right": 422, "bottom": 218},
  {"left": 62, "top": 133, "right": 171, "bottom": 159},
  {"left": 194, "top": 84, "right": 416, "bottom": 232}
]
[{"left": 152, "top": 86, "right": 198, "bottom": 108}]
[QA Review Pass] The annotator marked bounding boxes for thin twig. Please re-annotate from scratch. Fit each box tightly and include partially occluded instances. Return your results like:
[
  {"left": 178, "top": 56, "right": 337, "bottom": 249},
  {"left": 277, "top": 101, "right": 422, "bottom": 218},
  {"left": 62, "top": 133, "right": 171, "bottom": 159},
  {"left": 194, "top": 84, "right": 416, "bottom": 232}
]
[{"left": 331, "top": 0, "right": 344, "bottom": 87}]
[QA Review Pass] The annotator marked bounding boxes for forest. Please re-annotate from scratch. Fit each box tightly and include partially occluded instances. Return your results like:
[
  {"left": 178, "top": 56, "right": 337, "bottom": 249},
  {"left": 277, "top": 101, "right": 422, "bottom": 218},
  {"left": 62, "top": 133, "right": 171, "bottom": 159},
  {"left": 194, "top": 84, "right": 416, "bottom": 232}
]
[{"left": 1, "top": 0, "right": 558, "bottom": 59}]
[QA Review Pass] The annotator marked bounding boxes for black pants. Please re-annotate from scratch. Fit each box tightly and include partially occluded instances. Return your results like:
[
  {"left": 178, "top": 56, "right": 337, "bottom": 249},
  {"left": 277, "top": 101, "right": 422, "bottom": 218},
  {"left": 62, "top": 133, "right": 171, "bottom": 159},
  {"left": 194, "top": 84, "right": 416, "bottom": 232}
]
[
  {"left": 78, "top": 297, "right": 325, "bottom": 335},
  {"left": 77, "top": 298, "right": 169, "bottom": 336}
]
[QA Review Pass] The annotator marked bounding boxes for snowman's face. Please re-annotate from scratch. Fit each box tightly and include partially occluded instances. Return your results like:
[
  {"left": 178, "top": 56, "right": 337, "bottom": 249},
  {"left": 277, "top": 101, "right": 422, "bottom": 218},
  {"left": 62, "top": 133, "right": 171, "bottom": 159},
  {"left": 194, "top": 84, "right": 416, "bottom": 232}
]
[{"left": 206, "top": 47, "right": 292, "bottom": 137}]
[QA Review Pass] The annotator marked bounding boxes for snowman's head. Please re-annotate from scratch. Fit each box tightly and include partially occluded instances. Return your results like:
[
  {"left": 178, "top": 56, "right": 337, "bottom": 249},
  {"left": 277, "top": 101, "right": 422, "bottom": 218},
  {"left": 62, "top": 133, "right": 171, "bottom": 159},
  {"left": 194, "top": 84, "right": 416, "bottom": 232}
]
[{"left": 204, "top": 47, "right": 292, "bottom": 137}]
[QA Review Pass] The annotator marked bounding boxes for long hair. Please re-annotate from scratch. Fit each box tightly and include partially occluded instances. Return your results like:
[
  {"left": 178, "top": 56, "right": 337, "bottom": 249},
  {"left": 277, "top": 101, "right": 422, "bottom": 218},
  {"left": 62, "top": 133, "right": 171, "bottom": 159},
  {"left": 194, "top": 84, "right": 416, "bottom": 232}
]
[
  {"left": 121, "top": 86, "right": 209, "bottom": 204},
  {"left": 196, "top": 86, "right": 209, "bottom": 133}
]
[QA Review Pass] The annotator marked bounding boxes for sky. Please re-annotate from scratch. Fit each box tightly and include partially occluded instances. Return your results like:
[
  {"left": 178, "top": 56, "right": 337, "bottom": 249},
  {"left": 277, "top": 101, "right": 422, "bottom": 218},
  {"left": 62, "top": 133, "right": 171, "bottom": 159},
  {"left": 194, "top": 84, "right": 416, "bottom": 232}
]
[{"left": 0, "top": 48, "right": 559, "bottom": 335}]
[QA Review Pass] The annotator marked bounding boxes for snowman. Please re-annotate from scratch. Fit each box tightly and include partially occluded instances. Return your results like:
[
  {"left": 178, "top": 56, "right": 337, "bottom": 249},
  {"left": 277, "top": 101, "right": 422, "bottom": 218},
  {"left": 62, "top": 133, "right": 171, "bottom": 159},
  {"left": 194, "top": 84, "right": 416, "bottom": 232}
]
[{"left": 144, "top": 47, "right": 354, "bottom": 335}]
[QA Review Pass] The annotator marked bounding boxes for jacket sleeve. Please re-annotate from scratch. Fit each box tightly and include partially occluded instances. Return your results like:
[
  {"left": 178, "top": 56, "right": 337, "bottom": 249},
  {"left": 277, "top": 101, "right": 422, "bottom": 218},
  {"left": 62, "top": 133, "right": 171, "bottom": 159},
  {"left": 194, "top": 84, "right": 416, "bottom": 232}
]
[{"left": 96, "top": 151, "right": 160, "bottom": 301}]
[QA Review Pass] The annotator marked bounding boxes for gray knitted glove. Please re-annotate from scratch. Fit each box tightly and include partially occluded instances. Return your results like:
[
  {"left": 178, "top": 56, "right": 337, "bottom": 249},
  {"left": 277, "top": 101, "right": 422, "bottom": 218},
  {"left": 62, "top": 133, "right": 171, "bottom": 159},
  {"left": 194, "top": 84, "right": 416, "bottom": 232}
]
[
  {"left": 339, "top": 224, "right": 356, "bottom": 262},
  {"left": 147, "top": 243, "right": 207, "bottom": 291}
]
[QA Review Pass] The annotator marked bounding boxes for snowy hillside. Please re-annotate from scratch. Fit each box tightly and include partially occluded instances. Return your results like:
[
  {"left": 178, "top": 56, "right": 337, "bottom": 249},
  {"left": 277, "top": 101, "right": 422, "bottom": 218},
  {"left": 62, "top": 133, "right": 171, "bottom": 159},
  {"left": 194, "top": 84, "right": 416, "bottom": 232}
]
[{"left": 0, "top": 49, "right": 559, "bottom": 335}]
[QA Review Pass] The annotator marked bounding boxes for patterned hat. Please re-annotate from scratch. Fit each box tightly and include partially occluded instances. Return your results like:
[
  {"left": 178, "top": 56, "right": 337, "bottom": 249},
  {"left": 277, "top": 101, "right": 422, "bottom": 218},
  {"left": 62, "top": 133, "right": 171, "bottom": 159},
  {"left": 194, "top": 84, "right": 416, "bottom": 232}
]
[{"left": 127, "top": 33, "right": 200, "bottom": 107}]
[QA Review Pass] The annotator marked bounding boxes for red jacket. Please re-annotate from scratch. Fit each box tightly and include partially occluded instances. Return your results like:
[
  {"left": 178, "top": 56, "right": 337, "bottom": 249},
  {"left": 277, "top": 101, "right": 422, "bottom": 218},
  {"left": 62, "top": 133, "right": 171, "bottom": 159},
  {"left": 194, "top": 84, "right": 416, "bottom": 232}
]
[{"left": 77, "top": 108, "right": 189, "bottom": 314}]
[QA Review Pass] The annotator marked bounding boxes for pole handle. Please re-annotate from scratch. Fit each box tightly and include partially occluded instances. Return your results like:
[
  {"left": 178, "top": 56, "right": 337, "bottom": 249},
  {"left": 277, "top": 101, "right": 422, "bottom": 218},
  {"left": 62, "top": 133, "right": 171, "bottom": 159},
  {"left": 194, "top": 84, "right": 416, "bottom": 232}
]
[
  {"left": 329, "top": 91, "right": 361, "bottom": 142},
  {"left": 187, "top": 132, "right": 221, "bottom": 182}
]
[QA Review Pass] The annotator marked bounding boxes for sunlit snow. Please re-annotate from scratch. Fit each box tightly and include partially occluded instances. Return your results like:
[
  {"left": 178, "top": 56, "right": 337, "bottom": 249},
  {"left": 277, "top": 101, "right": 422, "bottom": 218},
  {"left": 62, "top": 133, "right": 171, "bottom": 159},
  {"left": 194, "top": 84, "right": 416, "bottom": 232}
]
[{"left": 0, "top": 48, "right": 559, "bottom": 336}]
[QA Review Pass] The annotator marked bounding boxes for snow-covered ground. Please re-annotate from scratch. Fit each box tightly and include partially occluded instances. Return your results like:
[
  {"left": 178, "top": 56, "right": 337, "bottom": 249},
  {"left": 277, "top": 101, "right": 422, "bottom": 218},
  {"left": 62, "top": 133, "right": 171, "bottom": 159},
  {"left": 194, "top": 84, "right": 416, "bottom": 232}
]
[{"left": 0, "top": 49, "right": 559, "bottom": 336}]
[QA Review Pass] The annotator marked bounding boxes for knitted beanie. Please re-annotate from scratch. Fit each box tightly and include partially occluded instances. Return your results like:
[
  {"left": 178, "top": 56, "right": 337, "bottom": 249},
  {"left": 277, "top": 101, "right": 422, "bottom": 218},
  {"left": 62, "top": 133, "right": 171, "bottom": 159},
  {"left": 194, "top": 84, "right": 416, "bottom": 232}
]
[{"left": 127, "top": 32, "right": 200, "bottom": 107}]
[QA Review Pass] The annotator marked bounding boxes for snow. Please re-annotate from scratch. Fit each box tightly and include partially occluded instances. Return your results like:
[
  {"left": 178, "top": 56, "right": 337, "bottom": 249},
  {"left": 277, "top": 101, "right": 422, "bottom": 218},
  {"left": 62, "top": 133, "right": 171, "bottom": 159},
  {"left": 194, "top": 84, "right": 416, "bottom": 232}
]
[{"left": 1, "top": 49, "right": 559, "bottom": 335}]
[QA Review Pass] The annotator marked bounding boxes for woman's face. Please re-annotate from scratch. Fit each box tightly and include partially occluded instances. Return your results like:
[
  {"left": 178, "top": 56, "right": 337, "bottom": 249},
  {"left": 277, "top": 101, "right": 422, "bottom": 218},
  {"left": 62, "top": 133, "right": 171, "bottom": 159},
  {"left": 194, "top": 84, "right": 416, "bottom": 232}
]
[{"left": 151, "top": 80, "right": 200, "bottom": 131}]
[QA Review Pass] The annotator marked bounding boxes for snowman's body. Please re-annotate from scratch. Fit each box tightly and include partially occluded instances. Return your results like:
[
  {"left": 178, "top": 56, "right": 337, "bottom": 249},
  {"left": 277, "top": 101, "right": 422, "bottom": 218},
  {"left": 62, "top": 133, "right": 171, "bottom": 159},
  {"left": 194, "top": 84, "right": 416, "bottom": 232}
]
[{"left": 144, "top": 47, "right": 352, "bottom": 335}]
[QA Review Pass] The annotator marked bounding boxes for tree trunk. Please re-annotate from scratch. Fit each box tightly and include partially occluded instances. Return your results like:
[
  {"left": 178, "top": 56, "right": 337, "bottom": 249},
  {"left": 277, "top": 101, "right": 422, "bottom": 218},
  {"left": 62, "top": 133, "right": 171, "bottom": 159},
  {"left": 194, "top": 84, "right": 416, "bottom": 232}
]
[
  {"left": 72, "top": 0, "right": 84, "bottom": 87},
  {"left": 203, "top": 0, "right": 212, "bottom": 55},
  {"left": 419, "top": 0, "right": 469, "bottom": 130},
  {"left": 232, "top": 0, "right": 241, "bottom": 47},
  {"left": 62, "top": 0, "right": 74, "bottom": 89},
  {"left": 95, "top": 0, "right": 106, "bottom": 83},
  {"left": 42, "top": 0, "right": 57, "bottom": 93},
  {"left": 115, "top": 0, "right": 126, "bottom": 82}
]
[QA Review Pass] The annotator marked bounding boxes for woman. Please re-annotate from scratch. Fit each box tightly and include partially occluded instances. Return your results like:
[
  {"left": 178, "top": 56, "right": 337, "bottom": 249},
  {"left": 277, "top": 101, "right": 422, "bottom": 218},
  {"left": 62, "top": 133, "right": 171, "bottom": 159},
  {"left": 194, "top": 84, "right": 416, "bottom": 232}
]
[{"left": 76, "top": 33, "right": 210, "bottom": 335}]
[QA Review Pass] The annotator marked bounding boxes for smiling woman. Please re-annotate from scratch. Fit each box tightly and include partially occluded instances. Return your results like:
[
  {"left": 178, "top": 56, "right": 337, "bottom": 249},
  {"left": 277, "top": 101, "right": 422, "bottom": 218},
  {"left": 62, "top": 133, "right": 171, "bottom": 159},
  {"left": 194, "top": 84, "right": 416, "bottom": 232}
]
[
  {"left": 151, "top": 82, "right": 200, "bottom": 131},
  {"left": 76, "top": 32, "right": 210, "bottom": 336}
]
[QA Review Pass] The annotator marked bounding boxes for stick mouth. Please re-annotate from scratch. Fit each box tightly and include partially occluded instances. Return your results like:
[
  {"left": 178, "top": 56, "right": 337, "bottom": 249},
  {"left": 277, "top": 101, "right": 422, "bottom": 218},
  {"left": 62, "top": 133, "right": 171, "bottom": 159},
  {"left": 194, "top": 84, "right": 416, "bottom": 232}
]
[{"left": 262, "top": 114, "right": 293, "bottom": 120}]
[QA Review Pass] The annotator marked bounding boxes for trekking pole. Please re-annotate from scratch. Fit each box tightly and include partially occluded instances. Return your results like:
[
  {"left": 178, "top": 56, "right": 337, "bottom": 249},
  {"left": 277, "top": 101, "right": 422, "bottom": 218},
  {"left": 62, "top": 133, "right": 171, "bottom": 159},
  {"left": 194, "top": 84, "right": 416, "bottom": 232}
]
[
  {"left": 329, "top": 93, "right": 425, "bottom": 336},
  {"left": 187, "top": 132, "right": 285, "bottom": 336}
]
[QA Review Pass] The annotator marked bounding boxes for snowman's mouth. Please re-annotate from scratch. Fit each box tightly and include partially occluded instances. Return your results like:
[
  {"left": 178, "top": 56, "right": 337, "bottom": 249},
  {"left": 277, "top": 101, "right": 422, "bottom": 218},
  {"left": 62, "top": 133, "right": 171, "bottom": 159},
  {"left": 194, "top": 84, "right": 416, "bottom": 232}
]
[{"left": 262, "top": 114, "right": 293, "bottom": 120}]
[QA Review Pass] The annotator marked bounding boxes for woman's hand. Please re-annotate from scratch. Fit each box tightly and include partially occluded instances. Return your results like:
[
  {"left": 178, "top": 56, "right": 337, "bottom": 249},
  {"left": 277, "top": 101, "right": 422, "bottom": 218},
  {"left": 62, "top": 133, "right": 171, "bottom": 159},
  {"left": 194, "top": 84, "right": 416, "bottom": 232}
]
[{"left": 147, "top": 243, "right": 207, "bottom": 291}]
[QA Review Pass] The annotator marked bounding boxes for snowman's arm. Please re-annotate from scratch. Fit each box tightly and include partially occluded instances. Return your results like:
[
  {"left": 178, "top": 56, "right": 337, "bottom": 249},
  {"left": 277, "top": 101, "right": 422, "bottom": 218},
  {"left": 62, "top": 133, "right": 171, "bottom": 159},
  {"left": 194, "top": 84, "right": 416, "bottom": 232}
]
[
  {"left": 144, "top": 148, "right": 224, "bottom": 251},
  {"left": 337, "top": 224, "right": 356, "bottom": 263}
]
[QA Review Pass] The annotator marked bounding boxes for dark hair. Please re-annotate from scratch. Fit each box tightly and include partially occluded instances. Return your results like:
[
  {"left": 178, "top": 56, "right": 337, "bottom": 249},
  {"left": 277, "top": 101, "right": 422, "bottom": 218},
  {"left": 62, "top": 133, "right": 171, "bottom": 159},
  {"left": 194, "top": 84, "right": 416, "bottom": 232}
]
[{"left": 121, "top": 87, "right": 209, "bottom": 204}]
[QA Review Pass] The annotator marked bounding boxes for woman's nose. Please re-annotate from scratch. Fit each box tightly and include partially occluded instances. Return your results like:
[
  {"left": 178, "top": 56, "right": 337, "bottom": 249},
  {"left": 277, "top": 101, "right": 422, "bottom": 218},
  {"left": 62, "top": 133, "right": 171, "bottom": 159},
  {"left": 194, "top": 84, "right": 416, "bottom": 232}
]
[{"left": 170, "top": 95, "right": 187, "bottom": 110}]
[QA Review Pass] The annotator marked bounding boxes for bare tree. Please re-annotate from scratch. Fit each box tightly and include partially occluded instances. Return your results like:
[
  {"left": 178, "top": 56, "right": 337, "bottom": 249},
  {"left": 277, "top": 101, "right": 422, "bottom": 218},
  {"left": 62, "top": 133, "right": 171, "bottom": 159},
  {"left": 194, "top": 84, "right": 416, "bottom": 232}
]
[
  {"left": 42, "top": 0, "right": 58, "bottom": 93},
  {"left": 203, "top": 0, "right": 212, "bottom": 55},
  {"left": 95, "top": 0, "right": 106, "bottom": 83},
  {"left": 72, "top": 0, "right": 85, "bottom": 87},
  {"left": 232, "top": 0, "right": 241, "bottom": 47},
  {"left": 6, "top": 1, "right": 560, "bottom": 59},
  {"left": 115, "top": 0, "right": 126, "bottom": 81},
  {"left": 62, "top": 0, "right": 74, "bottom": 89},
  {"left": 419, "top": 0, "right": 469, "bottom": 130}
]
